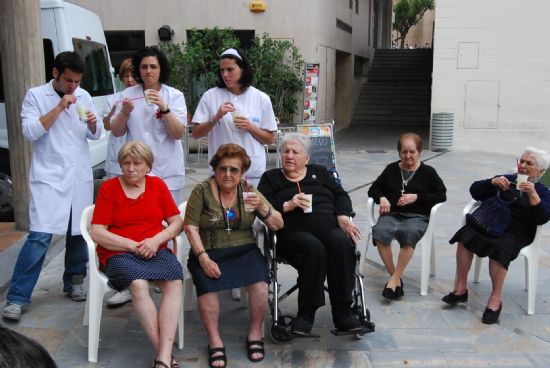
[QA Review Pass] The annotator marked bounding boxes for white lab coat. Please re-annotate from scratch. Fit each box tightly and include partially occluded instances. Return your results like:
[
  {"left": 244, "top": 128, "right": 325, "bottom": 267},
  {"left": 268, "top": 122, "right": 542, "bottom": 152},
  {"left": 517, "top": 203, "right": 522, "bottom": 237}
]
[{"left": 21, "top": 80, "right": 103, "bottom": 235}]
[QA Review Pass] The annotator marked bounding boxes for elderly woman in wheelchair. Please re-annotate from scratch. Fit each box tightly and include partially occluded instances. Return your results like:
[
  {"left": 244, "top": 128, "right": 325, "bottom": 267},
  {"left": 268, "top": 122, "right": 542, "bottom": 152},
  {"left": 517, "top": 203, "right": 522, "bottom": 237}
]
[
  {"left": 443, "top": 147, "right": 550, "bottom": 324},
  {"left": 258, "top": 132, "right": 369, "bottom": 337},
  {"left": 91, "top": 141, "right": 183, "bottom": 368},
  {"left": 368, "top": 133, "right": 446, "bottom": 301},
  {"left": 184, "top": 144, "right": 283, "bottom": 367}
]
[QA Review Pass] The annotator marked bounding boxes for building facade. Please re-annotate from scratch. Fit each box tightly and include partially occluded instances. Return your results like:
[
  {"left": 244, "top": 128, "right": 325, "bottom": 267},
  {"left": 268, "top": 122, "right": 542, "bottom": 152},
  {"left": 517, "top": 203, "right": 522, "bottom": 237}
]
[
  {"left": 431, "top": 0, "right": 550, "bottom": 153},
  {"left": 69, "top": 0, "right": 393, "bottom": 127}
]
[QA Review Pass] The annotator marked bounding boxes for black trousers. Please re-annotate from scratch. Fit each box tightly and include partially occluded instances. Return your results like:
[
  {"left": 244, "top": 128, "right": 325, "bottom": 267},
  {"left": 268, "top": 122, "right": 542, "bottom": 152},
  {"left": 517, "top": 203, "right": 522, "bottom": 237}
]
[{"left": 277, "top": 227, "right": 356, "bottom": 309}]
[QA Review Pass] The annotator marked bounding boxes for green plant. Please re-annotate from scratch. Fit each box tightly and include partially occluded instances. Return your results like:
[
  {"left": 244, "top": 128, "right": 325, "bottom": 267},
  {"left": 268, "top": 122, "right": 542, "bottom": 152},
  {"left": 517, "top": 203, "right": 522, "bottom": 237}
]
[
  {"left": 247, "top": 34, "right": 304, "bottom": 124},
  {"left": 393, "top": 0, "right": 434, "bottom": 48}
]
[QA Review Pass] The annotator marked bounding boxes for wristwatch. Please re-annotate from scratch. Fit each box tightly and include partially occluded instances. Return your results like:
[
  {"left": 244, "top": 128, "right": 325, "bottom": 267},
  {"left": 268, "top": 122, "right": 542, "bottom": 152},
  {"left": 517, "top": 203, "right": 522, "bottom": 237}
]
[{"left": 160, "top": 107, "right": 170, "bottom": 114}]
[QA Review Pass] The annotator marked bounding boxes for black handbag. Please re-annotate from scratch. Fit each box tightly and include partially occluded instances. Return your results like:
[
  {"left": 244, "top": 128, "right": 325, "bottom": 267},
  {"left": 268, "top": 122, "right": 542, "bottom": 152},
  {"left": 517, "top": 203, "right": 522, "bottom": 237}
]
[{"left": 466, "top": 191, "right": 518, "bottom": 237}]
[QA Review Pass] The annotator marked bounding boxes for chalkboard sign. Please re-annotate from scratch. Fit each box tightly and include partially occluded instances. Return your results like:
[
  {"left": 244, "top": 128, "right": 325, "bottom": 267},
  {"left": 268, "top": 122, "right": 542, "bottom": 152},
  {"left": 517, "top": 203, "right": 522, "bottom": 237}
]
[{"left": 297, "top": 124, "right": 337, "bottom": 170}]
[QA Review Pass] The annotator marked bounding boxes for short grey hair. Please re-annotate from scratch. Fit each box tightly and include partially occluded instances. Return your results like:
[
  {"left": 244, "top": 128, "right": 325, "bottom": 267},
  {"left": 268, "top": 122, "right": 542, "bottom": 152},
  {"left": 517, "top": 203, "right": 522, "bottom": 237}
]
[
  {"left": 280, "top": 132, "right": 311, "bottom": 155},
  {"left": 523, "top": 147, "right": 550, "bottom": 170}
]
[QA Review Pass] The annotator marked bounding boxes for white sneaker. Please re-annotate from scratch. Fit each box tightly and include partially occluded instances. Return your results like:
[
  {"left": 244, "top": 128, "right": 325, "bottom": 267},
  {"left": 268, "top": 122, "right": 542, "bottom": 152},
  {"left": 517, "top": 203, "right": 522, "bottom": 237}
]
[
  {"left": 107, "top": 290, "right": 132, "bottom": 306},
  {"left": 2, "top": 303, "right": 22, "bottom": 321},
  {"left": 69, "top": 284, "right": 87, "bottom": 302}
]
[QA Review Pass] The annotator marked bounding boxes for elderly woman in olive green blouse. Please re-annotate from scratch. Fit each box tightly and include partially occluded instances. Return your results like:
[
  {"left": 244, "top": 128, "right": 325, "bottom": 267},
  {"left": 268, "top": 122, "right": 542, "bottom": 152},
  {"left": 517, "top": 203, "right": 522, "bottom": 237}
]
[{"left": 184, "top": 143, "right": 283, "bottom": 367}]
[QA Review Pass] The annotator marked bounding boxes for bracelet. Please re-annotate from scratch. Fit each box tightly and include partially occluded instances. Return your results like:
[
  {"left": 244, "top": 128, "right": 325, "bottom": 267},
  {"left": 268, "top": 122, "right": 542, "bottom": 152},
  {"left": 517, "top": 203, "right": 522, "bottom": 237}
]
[
  {"left": 196, "top": 249, "right": 207, "bottom": 258},
  {"left": 256, "top": 207, "right": 272, "bottom": 221},
  {"left": 164, "top": 228, "right": 174, "bottom": 238},
  {"left": 209, "top": 119, "right": 219, "bottom": 126}
]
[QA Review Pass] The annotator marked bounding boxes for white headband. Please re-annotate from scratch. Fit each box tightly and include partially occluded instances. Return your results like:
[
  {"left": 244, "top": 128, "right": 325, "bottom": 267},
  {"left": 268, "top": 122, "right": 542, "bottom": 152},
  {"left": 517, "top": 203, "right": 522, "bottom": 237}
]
[{"left": 220, "top": 48, "right": 242, "bottom": 60}]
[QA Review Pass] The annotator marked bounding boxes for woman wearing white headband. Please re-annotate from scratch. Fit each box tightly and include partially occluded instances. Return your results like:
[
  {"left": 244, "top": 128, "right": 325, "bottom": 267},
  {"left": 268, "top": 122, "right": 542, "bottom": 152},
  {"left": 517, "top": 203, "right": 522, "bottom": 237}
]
[{"left": 192, "top": 47, "right": 277, "bottom": 188}]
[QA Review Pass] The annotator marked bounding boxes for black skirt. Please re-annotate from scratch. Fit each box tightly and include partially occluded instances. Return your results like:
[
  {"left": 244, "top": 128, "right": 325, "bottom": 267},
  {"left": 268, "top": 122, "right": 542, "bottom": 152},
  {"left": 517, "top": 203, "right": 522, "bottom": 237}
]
[
  {"left": 187, "top": 243, "right": 269, "bottom": 297},
  {"left": 449, "top": 223, "right": 532, "bottom": 270},
  {"left": 102, "top": 248, "right": 183, "bottom": 291}
]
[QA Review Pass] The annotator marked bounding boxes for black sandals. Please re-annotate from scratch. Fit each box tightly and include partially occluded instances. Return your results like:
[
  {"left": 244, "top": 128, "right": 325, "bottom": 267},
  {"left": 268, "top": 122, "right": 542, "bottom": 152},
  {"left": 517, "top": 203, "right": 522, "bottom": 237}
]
[
  {"left": 208, "top": 345, "right": 227, "bottom": 368},
  {"left": 246, "top": 339, "right": 265, "bottom": 363}
]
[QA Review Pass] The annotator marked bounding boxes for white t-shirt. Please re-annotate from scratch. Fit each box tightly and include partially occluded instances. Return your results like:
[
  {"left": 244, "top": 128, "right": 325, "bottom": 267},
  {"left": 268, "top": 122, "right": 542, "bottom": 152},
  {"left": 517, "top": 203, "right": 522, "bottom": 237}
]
[
  {"left": 102, "top": 92, "right": 126, "bottom": 176},
  {"left": 192, "top": 86, "right": 277, "bottom": 180},
  {"left": 115, "top": 84, "right": 187, "bottom": 190}
]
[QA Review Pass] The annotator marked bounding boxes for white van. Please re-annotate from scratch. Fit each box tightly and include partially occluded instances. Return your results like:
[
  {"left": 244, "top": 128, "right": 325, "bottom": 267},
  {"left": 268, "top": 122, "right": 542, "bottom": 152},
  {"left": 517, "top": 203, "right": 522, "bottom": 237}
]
[{"left": 0, "top": 0, "right": 116, "bottom": 220}]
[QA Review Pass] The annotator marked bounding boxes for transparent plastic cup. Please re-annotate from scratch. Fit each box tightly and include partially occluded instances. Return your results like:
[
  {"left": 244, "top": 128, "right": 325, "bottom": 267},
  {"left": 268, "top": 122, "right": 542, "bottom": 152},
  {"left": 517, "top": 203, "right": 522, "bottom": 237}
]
[
  {"left": 516, "top": 174, "right": 529, "bottom": 190},
  {"left": 144, "top": 89, "right": 155, "bottom": 105},
  {"left": 76, "top": 105, "right": 87, "bottom": 120},
  {"left": 243, "top": 191, "right": 255, "bottom": 212}
]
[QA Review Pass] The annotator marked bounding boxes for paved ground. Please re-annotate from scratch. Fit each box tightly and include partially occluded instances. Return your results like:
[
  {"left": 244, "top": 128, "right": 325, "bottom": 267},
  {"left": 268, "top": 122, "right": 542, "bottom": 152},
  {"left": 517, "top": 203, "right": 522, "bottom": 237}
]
[{"left": 2, "top": 125, "right": 550, "bottom": 367}]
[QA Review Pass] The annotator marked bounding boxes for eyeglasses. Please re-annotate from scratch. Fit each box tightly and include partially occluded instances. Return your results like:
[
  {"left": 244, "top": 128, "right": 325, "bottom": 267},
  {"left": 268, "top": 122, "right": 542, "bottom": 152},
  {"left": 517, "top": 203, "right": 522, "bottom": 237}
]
[{"left": 216, "top": 165, "right": 241, "bottom": 175}]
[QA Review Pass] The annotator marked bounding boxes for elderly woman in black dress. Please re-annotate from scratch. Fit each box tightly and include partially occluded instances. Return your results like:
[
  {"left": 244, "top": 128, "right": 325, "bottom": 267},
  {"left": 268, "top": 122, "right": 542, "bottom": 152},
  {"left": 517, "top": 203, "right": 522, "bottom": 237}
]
[
  {"left": 368, "top": 133, "right": 446, "bottom": 301},
  {"left": 443, "top": 147, "right": 550, "bottom": 324},
  {"left": 258, "top": 132, "right": 364, "bottom": 336},
  {"left": 184, "top": 144, "right": 283, "bottom": 367}
]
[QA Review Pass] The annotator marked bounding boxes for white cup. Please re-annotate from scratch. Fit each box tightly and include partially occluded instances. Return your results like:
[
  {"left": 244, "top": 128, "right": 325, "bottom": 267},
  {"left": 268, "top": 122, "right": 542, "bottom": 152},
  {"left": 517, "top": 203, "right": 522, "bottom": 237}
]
[
  {"left": 302, "top": 194, "right": 313, "bottom": 213},
  {"left": 76, "top": 105, "right": 87, "bottom": 120},
  {"left": 242, "top": 191, "right": 255, "bottom": 212},
  {"left": 516, "top": 174, "right": 529, "bottom": 189},
  {"left": 144, "top": 89, "right": 155, "bottom": 105}
]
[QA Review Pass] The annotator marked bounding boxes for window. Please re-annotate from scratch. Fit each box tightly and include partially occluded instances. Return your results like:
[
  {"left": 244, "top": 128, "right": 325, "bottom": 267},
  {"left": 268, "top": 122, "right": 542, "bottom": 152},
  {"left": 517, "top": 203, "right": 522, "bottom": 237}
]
[
  {"left": 72, "top": 38, "right": 114, "bottom": 96},
  {"left": 349, "top": 0, "right": 353, "bottom": 9},
  {"left": 356, "top": 0, "right": 359, "bottom": 14},
  {"left": 105, "top": 30, "right": 145, "bottom": 74}
]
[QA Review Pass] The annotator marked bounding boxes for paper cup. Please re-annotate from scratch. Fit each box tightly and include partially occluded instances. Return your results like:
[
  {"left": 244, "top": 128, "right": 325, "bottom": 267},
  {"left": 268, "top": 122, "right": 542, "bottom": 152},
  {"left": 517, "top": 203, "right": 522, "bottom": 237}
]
[
  {"left": 303, "top": 194, "right": 313, "bottom": 213},
  {"left": 144, "top": 89, "right": 155, "bottom": 105},
  {"left": 516, "top": 174, "right": 529, "bottom": 189},
  {"left": 242, "top": 191, "right": 255, "bottom": 212},
  {"left": 76, "top": 105, "right": 87, "bottom": 120}
]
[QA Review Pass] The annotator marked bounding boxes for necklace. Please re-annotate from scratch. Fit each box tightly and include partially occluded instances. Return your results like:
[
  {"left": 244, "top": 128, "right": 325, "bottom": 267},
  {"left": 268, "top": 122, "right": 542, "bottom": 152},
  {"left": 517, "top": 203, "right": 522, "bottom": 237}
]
[
  {"left": 400, "top": 164, "right": 418, "bottom": 194},
  {"left": 218, "top": 186, "right": 241, "bottom": 234}
]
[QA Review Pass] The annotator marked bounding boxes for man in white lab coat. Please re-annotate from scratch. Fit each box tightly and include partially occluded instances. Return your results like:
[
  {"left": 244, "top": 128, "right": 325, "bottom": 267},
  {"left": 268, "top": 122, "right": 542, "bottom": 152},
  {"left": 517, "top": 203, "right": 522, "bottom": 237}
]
[{"left": 2, "top": 52, "right": 103, "bottom": 321}]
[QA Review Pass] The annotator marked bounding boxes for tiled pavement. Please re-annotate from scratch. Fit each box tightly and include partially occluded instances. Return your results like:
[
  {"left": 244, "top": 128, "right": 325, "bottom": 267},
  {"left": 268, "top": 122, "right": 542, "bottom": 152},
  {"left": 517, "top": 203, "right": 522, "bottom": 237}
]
[{"left": 2, "top": 125, "right": 550, "bottom": 367}]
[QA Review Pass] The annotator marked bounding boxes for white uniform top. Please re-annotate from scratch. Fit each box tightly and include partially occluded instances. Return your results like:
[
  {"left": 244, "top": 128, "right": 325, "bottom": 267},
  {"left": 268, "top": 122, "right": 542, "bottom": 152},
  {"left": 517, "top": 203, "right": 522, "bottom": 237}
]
[
  {"left": 102, "top": 92, "right": 126, "bottom": 176},
  {"left": 193, "top": 86, "right": 277, "bottom": 180},
  {"left": 21, "top": 80, "right": 103, "bottom": 235},
  {"left": 115, "top": 84, "right": 187, "bottom": 191}
]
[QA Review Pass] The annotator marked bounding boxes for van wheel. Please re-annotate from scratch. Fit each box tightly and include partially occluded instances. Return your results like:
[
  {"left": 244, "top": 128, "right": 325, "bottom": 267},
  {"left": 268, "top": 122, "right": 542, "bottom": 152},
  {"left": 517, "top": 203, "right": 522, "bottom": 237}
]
[{"left": 0, "top": 172, "right": 14, "bottom": 222}]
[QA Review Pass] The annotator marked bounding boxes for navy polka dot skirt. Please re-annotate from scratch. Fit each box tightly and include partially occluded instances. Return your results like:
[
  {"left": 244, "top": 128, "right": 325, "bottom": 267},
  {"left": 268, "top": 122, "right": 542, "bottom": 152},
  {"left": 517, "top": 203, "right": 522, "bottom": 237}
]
[{"left": 102, "top": 248, "right": 183, "bottom": 291}]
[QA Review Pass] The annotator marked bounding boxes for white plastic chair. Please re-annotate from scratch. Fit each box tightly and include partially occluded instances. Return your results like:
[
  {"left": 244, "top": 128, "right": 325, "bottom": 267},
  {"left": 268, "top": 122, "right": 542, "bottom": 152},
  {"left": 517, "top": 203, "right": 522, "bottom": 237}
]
[
  {"left": 81, "top": 203, "right": 188, "bottom": 363},
  {"left": 463, "top": 199, "right": 544, "bottom": 315},
  {"left": 363, "top": 197, "right": 443, "bottom": 296}
]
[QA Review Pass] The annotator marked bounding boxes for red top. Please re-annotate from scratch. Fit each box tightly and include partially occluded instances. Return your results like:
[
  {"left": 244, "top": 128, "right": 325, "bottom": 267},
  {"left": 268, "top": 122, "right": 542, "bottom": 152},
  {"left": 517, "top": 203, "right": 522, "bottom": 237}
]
[{"left": 92, "top": 175, "right": 180, "bottom": 265}]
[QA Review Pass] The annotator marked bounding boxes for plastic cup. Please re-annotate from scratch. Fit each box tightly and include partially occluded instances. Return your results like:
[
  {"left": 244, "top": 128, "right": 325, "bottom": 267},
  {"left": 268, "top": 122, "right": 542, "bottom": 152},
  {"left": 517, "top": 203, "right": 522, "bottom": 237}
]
[
  {"left": 242, "top": 191, "right": 255, "bottom": 212},
  {"left": 76, "top": 105, "right": 87, "bottom": 120},
  {"left": 144, "top": 89, "right": 155, "bottom": 105},
  {"left": 516, "top": 174, "right": 529, "bottom": 189},
  {"left": 231, "top": 111, "right": 244, "bottom": 124},
  {"left": 303, "top": 194, "right": 313, "bottom": 213}
]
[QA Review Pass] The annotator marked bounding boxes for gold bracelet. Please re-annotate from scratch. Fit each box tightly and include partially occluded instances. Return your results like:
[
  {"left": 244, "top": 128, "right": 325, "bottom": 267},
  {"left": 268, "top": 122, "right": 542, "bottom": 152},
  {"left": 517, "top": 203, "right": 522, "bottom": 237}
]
[{"left": 196, "top": 249, "right": 207, "bottom": 258}]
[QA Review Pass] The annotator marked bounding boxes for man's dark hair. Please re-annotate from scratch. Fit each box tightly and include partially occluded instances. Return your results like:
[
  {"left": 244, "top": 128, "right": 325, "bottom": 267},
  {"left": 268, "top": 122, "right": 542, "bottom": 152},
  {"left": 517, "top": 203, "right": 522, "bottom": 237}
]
[
  {"left": 216, "top": 47, "right": 254, "bottom": 90},
  {"left": 0, "top": 326, "right": 57, "bottom": 368},
  {"left": 53, "top": 51, "right": 84, "bottom": 75},
  {"left": 132, "top": 46, "right": 171, "bottom": 84}
]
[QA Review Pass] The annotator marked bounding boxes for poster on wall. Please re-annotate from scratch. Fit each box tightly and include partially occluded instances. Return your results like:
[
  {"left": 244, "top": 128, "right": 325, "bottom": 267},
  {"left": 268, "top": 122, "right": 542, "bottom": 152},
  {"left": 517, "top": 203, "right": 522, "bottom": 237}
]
[{"left": 303, "top": 63, "right": 320, "bottom": 123}]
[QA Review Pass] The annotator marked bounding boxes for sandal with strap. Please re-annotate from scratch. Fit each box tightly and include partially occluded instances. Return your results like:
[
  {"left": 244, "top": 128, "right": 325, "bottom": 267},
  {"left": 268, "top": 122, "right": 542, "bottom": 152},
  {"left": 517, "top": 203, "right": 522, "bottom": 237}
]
[
  {"left": 246, "top": 339, "right": 265, "bottom": 363},
  {"left": 208, "top": 345, "right": 227, "bottom": 368},
  {"left": 152, "top": 360, "right": 170, "bottom": 368},
  {"left": 171, "top": 355, "right": 180, "bottom": 368}
]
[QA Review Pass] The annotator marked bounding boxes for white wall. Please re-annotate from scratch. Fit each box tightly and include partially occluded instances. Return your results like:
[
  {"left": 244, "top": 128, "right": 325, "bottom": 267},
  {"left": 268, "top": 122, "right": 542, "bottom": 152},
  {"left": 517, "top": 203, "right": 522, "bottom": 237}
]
[{"left": 431, "top": 0, "right": 550, "bottom": 154}]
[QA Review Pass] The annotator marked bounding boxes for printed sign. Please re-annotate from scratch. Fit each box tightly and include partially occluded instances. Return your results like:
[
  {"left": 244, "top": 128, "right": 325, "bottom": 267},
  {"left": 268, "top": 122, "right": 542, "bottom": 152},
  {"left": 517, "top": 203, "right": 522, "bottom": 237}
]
[{"left": 303, "top": 63, "right": 320, "bottom": 123}]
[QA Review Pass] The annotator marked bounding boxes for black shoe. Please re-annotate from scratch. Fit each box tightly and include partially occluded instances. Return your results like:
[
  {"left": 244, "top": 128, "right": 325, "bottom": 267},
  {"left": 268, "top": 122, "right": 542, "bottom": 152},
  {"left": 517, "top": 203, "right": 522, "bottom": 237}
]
[
  {"left": 482, "top": 303, "right": 502, "bottom": 324},
  {"left": 394, "top": 279, "right": 404, "bottom": 299},
  {"left": 332, "top": 310, "right": 363, "bottom": 332},
  {"left": 442, "top": 290, "right": 468, "bottom": 305},
  {"left": 382, "top": 283, "right": 395, "bottom": 300},
  {"left": 290, "top": 314, "right": 314, "bottom": 336}
]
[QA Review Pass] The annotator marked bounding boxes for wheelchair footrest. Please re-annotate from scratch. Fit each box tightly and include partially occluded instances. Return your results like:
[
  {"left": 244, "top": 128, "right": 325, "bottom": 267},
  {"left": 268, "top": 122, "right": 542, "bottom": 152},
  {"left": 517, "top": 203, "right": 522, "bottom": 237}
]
[
  {"left": 290, "top": 331, "right": 321, "bottom": 339},
  {"left": 330, "top": 321, "right": 375, "bottom": 336}
]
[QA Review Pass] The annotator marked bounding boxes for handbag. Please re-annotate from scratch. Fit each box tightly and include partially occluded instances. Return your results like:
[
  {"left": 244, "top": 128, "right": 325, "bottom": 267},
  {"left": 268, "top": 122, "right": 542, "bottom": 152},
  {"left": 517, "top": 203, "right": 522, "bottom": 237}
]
[{"left": 466, "top": 190, "right": 518, "bottom": 237}]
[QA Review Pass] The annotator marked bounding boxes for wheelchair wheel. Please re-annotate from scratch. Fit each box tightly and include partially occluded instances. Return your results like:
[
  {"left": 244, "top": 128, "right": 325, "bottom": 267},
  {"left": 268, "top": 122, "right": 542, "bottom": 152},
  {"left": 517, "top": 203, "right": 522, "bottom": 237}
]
[{"left": 269, "top": 322, "right": 293, "bottom": 344}]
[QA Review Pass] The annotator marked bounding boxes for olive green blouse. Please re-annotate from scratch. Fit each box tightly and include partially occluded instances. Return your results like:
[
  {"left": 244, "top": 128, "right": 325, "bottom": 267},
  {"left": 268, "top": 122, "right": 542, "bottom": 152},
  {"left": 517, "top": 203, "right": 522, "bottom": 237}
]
[{"left": 184, "top": 177, "right": 273, "bottom": 250}]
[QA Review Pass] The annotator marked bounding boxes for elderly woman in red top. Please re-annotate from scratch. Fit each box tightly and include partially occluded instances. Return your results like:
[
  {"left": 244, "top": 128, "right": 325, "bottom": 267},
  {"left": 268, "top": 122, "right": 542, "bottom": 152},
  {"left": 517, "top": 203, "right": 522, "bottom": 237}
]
[{"left": 91, "top": 141, "right": 183, "bottom": 368}]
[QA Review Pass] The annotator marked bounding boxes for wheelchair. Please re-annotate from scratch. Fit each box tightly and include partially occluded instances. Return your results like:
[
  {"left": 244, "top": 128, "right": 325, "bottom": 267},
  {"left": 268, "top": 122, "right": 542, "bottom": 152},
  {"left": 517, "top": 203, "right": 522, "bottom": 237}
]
[{"left": 258, "top": 224, "right": 375, "bottom": 343}]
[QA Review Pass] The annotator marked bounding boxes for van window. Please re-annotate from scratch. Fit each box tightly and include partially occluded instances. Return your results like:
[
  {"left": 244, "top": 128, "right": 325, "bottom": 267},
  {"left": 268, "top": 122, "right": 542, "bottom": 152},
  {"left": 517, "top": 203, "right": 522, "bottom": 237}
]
[
  {"left": 0, "top": 39, "right": 54, "bottom": 102},
  {"left": 72, "top": 38, "right": 114, "bottom": 96}
]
